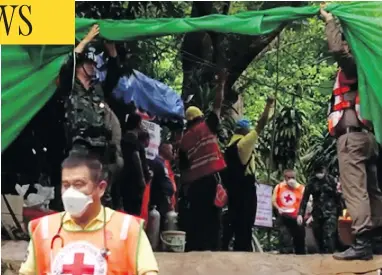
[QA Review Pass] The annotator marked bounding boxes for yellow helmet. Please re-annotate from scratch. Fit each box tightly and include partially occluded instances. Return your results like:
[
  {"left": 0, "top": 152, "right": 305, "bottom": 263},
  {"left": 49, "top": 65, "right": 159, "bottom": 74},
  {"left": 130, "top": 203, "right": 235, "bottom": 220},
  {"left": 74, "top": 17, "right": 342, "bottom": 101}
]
[{"left": 185, "top": 106, "right": 204, "bottom": 121}]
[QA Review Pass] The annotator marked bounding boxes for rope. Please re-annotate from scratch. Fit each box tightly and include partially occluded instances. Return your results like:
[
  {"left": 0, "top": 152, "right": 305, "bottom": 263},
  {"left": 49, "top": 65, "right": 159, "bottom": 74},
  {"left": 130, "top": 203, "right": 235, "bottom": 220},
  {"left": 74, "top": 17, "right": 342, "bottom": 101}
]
[
  {"left": 149, "top": 39, "right": 328, "bottom": 105},
  {"left": 142, "top": 38, "right": 331, "bottom": 104},
  {"left": 266, "top": 34, "right": 281, "bottom": 185}
]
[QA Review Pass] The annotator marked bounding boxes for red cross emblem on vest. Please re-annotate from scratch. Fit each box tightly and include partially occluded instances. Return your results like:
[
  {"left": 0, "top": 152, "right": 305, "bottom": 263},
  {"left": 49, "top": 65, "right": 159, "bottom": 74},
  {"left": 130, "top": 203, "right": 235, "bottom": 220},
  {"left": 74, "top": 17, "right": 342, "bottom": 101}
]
[
  {"left": 51, "top": 241, "right": 107, "bottom": 275},
  {"left": 62, "top": 253, "right": 95, "bottom": 275},
  {"left": 284, "top": 194, "right": 292, "bottom": 203},
  {"left": 281, "top": 190, "right": 295, "bottom": 205}
]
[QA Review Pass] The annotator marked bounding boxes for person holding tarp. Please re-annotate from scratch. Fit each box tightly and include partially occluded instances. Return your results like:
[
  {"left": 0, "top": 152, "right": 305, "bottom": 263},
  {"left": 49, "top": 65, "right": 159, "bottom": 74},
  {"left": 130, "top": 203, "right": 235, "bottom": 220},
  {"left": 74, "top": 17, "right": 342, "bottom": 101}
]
[
  {"left": 320, "top": 6, "right": 382, "bottom": 260},
  {"left": 178, "top": 70, "right": 227, "bottom": 251},
  {"left": 221, "top": 97, "right": 274, "bottom": 252},
  {"left": 59, "top": 24, "right": 124, "bottom": 209}
]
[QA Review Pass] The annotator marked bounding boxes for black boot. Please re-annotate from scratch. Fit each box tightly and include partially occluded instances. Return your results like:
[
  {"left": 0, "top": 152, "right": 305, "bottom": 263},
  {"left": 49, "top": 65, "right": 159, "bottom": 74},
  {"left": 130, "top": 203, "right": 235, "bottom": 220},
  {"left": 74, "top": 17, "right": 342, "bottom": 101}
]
[
  {"left": 371, "top": 227, "right": 382, "bottom": 255},
  {"left": 333, "top": 233, "right": 373, "bottom": 261}
]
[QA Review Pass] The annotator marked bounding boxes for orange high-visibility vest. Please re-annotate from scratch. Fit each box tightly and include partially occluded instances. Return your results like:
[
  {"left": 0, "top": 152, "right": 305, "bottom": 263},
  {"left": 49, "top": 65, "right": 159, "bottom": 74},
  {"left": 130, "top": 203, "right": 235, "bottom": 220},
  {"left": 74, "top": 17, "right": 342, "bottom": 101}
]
[
  {"left": 180, "top": 120, "right": 226, "bottom": 183},
  {"left": 29, "top": 211, "right": 143, "bottom": 275},
  {"left": 276, "top": 182, "right": 304, "bottom": 219},
  {"left": 328, "top": 69, "right": 371, "bottom": 136}
]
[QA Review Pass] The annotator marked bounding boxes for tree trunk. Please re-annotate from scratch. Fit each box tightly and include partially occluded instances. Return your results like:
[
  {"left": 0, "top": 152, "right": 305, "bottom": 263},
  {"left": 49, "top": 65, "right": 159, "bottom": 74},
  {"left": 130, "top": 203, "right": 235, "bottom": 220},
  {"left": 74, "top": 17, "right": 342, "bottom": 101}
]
[{"left": 181, "top": 1, "right": 305, "bottom": 105}]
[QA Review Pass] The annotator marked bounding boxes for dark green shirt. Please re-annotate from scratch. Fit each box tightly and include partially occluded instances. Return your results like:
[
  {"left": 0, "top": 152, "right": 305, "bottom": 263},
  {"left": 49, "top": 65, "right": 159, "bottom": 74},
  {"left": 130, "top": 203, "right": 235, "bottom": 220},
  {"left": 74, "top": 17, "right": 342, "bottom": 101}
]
[{"left": 298, "top": 175, "right": 341, "bottom": 219}]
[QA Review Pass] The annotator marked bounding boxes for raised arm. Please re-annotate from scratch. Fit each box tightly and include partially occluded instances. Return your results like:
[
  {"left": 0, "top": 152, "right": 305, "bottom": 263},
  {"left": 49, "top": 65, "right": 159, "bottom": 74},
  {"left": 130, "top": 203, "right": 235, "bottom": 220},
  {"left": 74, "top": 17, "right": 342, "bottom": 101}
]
[
  {"left": 255, "top": 96, "right": 275, "bottom": 135},
  {"left": 237, "top": 97, "right": 274, "bottom": 165},
  {"left": 102, "top": 42, "right": 122, "bottom": 98},
  {"left": 320, "top": 8, "right": 357, "bottom": 79},
  {"left": 57, "top": 25, "right": 99, "bottom": 95}
]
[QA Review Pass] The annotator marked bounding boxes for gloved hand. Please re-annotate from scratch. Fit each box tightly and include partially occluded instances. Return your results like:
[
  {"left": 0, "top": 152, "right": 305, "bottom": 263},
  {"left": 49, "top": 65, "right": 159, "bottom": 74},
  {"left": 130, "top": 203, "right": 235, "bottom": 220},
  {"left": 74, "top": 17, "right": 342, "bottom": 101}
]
[{"left": 297, "top": 215, "right": 304, "bottom": 226}]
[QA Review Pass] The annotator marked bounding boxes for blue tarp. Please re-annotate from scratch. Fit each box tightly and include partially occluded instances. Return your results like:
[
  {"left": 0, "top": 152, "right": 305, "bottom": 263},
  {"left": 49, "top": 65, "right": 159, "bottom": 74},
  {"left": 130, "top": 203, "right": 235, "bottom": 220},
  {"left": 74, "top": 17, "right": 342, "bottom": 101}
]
[{"left": 97, "top": 55, "right": 184, "bottom": 119}]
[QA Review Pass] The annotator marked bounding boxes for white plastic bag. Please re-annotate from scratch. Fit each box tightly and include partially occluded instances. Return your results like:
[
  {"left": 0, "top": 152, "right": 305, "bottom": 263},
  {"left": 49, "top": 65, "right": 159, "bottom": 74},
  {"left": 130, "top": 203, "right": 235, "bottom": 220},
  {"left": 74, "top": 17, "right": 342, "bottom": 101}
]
[{"left": 15, "top": 184, "right": 55, "bottom": 209}]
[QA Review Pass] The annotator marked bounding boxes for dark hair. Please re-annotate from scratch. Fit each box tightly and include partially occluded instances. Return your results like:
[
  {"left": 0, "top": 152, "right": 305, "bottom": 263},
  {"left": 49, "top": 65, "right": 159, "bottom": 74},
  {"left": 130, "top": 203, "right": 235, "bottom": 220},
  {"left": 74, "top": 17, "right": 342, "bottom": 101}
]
[
  {"left": 75, "top": 52, "right": 96, "bottom": 68},
  {"left": 159, "top": 140, "right": 172, "bottom": 150},
  {"left": 62, "top": 151, "right": 105, "bottom": 182},
  {"left": 283, "top": 169, "right": 295, "bottom": 176},
  {"left": 138, "top": 130, "right": 150, "bottom": 143},
  {"left": 125, "top": 113, "right": 142, "bottom": 131},
  {"left": 314, "top": 166, "right": 327, "bottom": 173},
  {"left": 160, "top": 139, "right": 171, "bottom": 146}
]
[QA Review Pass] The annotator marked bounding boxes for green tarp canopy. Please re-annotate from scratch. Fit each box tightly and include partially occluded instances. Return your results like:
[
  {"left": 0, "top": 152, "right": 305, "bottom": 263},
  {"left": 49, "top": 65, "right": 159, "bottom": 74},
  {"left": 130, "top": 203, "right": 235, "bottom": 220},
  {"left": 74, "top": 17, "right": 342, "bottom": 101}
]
[{"left": 2, "top": 2, "right": 382, "bottom": 152}]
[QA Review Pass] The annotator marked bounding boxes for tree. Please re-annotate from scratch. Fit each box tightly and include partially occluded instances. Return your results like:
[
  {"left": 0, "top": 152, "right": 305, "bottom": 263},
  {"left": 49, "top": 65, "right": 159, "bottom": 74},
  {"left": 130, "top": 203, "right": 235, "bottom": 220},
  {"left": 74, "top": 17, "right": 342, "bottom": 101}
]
[
  {"left": 180, "top": 1, "right": 307, "bottom": 104},
  {"left": 238, "top": 16, "right": 338, "bottom": 183}
]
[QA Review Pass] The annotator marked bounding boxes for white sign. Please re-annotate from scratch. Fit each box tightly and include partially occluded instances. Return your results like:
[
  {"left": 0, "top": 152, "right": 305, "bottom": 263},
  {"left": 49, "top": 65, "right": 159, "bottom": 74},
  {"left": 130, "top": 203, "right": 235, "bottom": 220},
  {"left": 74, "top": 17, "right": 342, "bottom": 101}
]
[
  {"left": 141, "top": 120, "right": 161, "bottom": 160},
  {"left": 255, "top": 183, "right": 273, "bottom": 228}
]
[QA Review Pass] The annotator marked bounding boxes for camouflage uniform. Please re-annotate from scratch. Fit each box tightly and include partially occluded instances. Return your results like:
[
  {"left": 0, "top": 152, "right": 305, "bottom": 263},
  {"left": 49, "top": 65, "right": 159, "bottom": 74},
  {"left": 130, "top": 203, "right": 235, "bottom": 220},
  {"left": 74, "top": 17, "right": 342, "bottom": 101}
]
[
  {"left": 298, "top": 174, "right": 341, "bottom": 253},
  {"left": 60, "top": 52, "right": 123, "bottom": 208},
  {"left": 65, "top": 85, "right": 112, "bottom": 154}
]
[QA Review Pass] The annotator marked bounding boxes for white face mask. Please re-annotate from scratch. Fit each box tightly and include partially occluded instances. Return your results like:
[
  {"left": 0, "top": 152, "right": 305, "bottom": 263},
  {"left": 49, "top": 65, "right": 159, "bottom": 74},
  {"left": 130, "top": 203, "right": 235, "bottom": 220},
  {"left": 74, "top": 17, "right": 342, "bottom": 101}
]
[
  {"left": 62, "top": 187, "right": 93, "bottom": 218},
  {"left": 316, "top": 173, "right": 325, "bottom": 179},
  {"left": 287, "top": 179, "right": 297, "bottom": 188}
]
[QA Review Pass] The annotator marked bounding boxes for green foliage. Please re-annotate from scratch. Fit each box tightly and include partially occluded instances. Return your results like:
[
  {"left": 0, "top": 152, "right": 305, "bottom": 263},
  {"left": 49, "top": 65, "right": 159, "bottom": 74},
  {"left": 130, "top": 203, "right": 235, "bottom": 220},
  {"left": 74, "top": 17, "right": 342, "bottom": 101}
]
[
  {"left": 189, "top": 84, "right": 237, "bottom": 148},
  {"left": 234, "top": 15, "right": 338, "bottom": 183},
  {"left": 304, "top": 131, "right": 338, "bottom": 177},
  {"left": 272, "top": 107, "right": 306, "bottom": 171}
]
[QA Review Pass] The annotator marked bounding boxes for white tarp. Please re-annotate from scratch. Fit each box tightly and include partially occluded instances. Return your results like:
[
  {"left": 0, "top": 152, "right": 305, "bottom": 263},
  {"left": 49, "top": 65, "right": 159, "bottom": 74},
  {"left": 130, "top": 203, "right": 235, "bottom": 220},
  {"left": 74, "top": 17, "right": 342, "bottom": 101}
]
[
  {"left": 255, "top": 183, "right": 273, "bottom": 228},
  {"left": 141, "top": 119, "right": 161, "bottom": 160}
]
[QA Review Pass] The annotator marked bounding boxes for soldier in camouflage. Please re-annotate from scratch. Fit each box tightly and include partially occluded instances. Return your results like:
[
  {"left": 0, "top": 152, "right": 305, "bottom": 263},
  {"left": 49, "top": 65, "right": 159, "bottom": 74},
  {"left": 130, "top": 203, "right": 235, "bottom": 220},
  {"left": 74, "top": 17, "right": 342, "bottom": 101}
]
[
  {"left": 58, "top": 25, "right": 123, "bottom": 208},
  {"left": 297, "top": 166, "right": 341, "bottom": 253}
]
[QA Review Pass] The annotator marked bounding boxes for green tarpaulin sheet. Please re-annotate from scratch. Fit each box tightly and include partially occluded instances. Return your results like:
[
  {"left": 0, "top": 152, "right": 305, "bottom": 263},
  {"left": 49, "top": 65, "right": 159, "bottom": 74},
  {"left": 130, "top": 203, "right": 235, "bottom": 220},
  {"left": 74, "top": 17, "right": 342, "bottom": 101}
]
[{"left": 2, "top": 2, "right": 382, "bottom": 152}]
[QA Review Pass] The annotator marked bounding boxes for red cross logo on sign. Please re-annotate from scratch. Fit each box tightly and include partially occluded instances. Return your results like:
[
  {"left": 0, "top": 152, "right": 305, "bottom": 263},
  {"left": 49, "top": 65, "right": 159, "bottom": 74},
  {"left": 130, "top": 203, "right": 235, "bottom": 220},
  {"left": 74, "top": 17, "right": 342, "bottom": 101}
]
[{"left": 62, "top": 253, "right": 95, "bottom": 275}]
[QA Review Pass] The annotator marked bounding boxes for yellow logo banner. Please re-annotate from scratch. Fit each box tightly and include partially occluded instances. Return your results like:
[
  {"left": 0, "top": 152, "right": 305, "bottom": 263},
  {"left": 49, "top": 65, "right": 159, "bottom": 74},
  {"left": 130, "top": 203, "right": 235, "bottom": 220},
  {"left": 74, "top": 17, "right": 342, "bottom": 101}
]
[{"left": 0, "top": 0, "right": 74, "bottom": 44}]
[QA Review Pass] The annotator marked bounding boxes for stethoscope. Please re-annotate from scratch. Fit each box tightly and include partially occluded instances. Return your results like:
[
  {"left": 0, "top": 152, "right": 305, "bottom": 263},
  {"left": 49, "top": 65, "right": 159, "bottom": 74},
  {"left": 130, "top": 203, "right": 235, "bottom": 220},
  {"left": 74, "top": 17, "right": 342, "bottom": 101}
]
[{"left": 50, "top": 206, "right": 111, "bottom": 266}]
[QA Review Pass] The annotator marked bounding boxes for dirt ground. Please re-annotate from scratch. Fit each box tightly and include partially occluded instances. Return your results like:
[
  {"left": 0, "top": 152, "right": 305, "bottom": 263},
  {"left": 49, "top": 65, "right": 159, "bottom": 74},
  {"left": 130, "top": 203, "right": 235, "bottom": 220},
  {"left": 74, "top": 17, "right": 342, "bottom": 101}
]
[
  {"left": 156, "top": 252, "right": 382, "bottom": 275},
  {"left": 2, "top": 241, "right": 381, "bottom": 275}
]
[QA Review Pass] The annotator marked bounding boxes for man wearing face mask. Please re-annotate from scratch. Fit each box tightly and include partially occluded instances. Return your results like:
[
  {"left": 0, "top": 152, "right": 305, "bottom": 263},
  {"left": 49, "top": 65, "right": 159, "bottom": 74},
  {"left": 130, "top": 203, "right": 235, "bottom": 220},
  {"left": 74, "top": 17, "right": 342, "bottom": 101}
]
[
  {"left": 19, "top": 151, "right": 158, "bottom": 275},
  {"left": 272, "top": 169, "right": 305, "bottom": 254},
  {"left": 58, "top": 24, "right": 124, "bottom": 209},
  {"left": 297, "top": 166, "right": 341, "bottom": 253}
]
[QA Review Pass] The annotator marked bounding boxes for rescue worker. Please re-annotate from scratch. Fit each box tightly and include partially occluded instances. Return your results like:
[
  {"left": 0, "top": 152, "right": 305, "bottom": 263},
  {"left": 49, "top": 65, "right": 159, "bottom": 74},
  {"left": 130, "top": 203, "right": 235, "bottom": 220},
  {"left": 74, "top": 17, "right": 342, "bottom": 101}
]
[
  {"left": 19, "top": 151, "right": 158, "bottom": 275},
  {"left": 222, "top": 97, "right": 274, "bottom": 251},
  {"left": 121, "top": 113, "right": 150, "bottom": 216},
  {"left": 148, "top": 141, "right": 175, "bottom": 229},
  {"left": 321, "top": 7, "right": 382, "bottom": 260},
  {"left": 59, "top": 24, "right": 124, "bottom": 209},
  {"left": 160, "top": 142, "right": 177, "bottom": 210},
  {"left": 159, "top": 141, "right": 177, "bottom": 210},
  {"left": 272, "top": 169, "right": 305, "bottom": 254},
  {"left": 297, "top": 166, "right": 341, "bottom": 253},
  {"left": 178, "top": 70, "right": 226, "bottom": 251}
]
